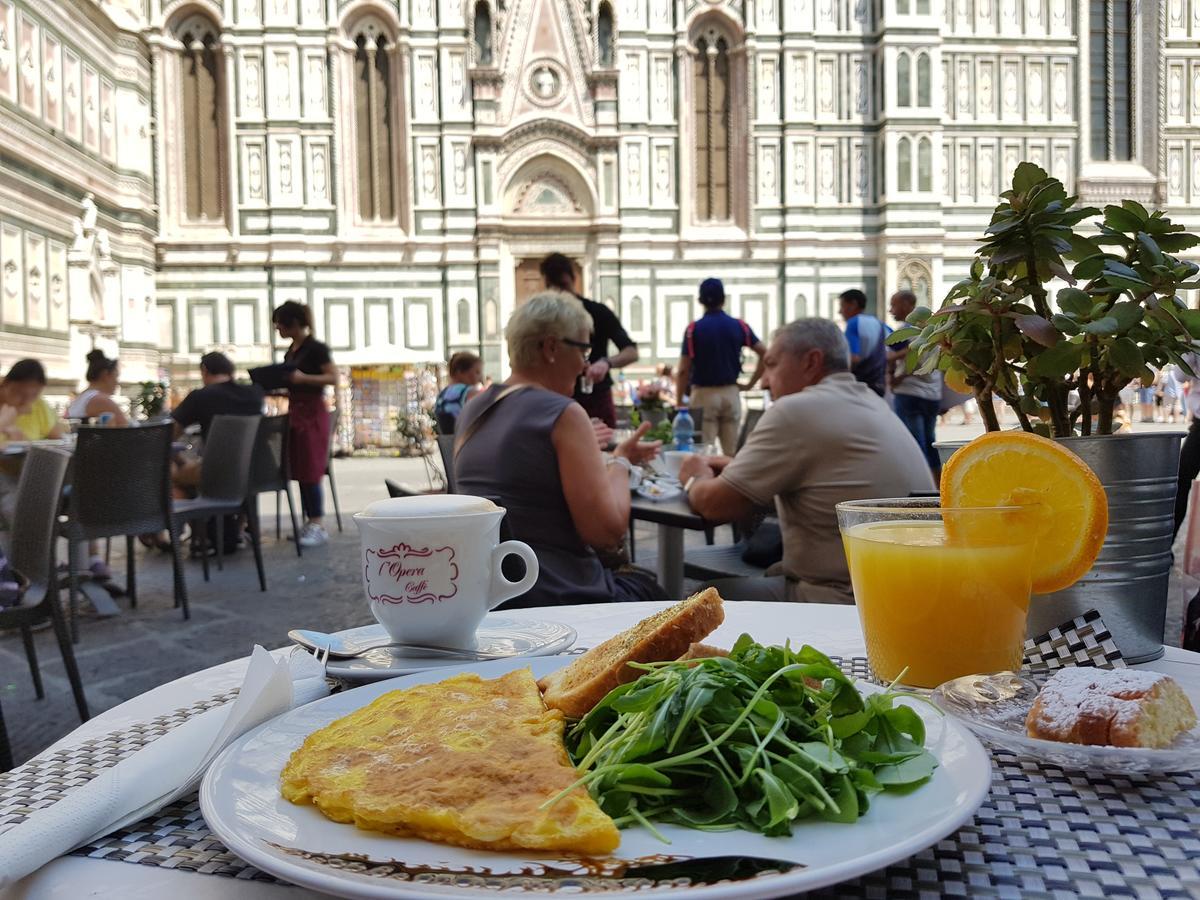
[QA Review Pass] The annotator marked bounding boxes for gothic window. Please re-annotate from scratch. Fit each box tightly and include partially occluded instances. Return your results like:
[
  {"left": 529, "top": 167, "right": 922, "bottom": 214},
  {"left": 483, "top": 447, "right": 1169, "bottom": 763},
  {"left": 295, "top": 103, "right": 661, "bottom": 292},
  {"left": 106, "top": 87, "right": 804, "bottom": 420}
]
[
  {"left": 693, "top": 27, "right": 732, "bottom": 222},
  {"left": 597, "top": 2, "right": 614, "bottom": 68},
  {"left": 456, "top": 298, "right": 471, "bottom": 334},
  {"left": 897, "top": 52, "right": 912, "bottom": 107},
  {"left": 1089, "top": 0, "right": 1132, "bottom": 160},
  {"left": 897, "top": 0, "right": 910, "bottom": 12},
  {"left": 916, "top": 0, "right": 930, "bottom": 11},
  {"left": 350, "top": 19, "right": 397, "bottom": 221},
  {"left": 898, "top": 259, "right": 933, "bottom": 306},
  {"left": 795, "top": 294, "right": 808, "bottom": 318},
  {"left": 175, "top": 16, "right": 225, "bottom": 222},
  {"left": 916, "top": 53, "right": 931, "bottom": 106},
  {"left": 917, "top": 137, "right": 932, "bottom": 191},
  {"left": 629, "top": 295, "right": 645, "bottom": 332},
  {"left": 474, "top": 2, "right": 493, "bottom": 66},
  {"left": 898, "top": 136, "right": 912, "bottom": 191}
]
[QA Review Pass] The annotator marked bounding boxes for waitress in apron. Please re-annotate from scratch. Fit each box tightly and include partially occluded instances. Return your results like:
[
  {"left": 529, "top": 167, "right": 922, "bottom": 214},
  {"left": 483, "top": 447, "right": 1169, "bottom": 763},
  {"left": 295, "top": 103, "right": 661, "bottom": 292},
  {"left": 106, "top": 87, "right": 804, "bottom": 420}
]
[{"left": 272, "top": 301, "right": 339, "bottom": 547}]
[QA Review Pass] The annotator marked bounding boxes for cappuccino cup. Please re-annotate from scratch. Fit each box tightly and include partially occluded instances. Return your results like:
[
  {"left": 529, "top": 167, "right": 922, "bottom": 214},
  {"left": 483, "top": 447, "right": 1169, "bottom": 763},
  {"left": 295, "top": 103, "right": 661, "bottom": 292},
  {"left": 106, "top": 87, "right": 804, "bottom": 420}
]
[{"left": 353, "top": 495, "right": 539, "bottom": 649}]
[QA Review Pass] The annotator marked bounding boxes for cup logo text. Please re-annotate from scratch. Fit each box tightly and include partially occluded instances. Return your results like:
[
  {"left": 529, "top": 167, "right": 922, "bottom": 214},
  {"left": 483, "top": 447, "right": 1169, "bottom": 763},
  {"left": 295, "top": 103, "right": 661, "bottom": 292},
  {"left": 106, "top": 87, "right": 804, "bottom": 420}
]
[{"left": 365, "top": 543, "right": 459, "bottom": 604}]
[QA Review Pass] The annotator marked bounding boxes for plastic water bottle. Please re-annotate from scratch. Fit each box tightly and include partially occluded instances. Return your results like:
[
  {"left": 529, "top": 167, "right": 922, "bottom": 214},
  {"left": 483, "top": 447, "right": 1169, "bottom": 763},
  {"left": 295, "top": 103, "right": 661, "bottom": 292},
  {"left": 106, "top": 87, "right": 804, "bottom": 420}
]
[{"left": 673, "top": 407, "right": 695, "bottom": 451}]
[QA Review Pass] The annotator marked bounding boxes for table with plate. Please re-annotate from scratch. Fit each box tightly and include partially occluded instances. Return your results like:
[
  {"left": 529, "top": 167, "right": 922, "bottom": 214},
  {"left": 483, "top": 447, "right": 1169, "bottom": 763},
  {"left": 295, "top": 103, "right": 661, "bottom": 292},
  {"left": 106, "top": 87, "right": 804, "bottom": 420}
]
[{"left": 6, "top": 601, "right": 1199, "bottom": 899}]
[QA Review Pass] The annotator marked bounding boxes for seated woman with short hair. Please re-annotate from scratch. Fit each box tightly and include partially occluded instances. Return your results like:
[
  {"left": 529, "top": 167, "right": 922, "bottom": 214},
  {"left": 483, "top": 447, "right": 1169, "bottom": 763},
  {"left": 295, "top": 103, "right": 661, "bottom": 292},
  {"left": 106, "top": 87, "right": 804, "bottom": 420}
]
[{"left": 454, "top": 290, "right": 663, "bottom": 607}]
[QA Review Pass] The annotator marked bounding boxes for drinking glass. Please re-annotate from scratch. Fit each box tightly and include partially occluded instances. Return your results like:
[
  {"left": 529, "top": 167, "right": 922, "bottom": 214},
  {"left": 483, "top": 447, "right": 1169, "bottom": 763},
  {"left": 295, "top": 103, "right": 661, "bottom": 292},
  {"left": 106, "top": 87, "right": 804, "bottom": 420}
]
[{"left": 836, "top": 498, "right": 1037, "bottom": 689}]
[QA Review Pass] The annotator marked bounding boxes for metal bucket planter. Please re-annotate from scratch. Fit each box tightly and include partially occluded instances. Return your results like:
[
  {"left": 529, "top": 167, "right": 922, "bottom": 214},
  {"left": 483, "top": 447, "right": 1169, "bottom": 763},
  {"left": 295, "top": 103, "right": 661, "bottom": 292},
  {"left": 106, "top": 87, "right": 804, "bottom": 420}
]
[{"left": 937, "top": 433, "right": 1182, "bottom": 663}]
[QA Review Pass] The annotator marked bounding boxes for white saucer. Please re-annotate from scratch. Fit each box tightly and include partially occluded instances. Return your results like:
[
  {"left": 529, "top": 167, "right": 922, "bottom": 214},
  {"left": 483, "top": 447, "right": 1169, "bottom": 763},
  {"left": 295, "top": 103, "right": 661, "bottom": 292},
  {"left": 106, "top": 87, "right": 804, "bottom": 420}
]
[{"left": 323, "top": 615, "right": 577, "bottom": 683}]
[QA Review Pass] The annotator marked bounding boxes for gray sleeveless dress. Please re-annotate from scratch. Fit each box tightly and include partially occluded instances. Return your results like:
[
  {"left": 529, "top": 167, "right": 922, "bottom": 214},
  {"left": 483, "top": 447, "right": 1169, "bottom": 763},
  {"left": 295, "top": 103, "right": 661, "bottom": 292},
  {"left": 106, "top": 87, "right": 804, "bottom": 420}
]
[{"left": 454, "top": 384, "right": 617, "bottom": 607}]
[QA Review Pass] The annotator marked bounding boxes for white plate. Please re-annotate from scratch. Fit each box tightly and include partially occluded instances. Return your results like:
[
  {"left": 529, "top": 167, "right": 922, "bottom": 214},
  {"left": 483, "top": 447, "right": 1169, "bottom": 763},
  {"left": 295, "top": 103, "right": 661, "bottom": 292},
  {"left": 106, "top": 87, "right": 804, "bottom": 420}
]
[
  {"left": 323, "top": 616, "right": 577, "bottom": 683},
  {"left": 931, "top": 668, "right": 1200, "bottom": 773},
  {"left": 200, "top": 656, "right": 992, "bottom": 899},
  {"left": 636, "top": 482, "right": 682, "bottom": 502}
]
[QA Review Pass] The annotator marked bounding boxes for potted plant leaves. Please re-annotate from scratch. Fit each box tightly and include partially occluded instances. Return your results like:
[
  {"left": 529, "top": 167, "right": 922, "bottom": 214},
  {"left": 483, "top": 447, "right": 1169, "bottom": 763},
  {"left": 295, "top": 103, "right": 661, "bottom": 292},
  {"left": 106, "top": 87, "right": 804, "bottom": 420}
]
[
  {"left": 891, "top": 162, "right": 1200, "bottom": 661},
  {"left": 134, "top": 381, "right": 167, "bottom": 420}
]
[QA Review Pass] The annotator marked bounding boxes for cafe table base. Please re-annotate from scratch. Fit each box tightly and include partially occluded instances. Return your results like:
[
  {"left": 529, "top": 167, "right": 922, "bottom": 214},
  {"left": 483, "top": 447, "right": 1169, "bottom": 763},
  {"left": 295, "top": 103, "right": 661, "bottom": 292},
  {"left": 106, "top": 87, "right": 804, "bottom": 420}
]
[
  {"left": 35, "top": 656, "right": 1197, "bottom": 899},
  {"left": 655, "top": 524, "right": 685, "bottom": 600}
]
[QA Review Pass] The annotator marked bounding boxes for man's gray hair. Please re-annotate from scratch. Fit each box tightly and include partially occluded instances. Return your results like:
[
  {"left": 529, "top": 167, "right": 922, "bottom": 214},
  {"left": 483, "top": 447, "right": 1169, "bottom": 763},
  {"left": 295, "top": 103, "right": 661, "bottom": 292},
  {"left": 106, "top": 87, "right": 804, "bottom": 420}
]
[{"left": 772, "top": 318, "right": 851, "bottom": 373}]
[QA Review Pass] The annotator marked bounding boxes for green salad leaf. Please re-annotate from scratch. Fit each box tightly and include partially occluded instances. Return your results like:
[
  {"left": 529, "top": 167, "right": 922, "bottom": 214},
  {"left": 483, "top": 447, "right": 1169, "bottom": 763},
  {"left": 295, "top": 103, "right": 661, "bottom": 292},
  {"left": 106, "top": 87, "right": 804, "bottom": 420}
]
[{"left": 558, "top": 635, "right": 938, "bottom": 838}]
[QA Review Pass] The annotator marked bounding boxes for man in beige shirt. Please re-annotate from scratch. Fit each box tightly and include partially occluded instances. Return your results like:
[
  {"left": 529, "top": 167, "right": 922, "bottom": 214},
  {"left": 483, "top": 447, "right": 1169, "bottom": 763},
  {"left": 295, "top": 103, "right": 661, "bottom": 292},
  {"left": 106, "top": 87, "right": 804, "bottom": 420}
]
[{"left": 678, "top": 318, "right": 935, "bottom": 603}]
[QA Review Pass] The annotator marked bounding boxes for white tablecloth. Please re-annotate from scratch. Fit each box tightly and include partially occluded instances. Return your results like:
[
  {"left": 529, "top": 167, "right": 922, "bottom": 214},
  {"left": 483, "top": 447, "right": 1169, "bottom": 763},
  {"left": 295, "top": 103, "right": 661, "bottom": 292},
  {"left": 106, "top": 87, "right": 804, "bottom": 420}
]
[{"left": 5, "top": 601, "right": 1198, "bottom": 900}]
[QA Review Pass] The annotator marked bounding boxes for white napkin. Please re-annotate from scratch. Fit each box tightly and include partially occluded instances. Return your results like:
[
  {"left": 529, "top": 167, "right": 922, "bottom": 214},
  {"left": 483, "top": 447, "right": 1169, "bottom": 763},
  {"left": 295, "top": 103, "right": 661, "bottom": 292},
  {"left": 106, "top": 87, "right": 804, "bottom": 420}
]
[{"left": 0, "top": 645, "right": 328, "bottom": 888}]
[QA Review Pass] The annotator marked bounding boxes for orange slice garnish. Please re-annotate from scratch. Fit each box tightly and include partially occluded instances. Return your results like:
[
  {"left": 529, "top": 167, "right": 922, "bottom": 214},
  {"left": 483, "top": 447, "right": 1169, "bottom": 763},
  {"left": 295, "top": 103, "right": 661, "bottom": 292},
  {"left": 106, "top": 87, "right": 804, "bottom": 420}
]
[{"left": 940, "top": 431, "right": 1108, "bottom": 594}]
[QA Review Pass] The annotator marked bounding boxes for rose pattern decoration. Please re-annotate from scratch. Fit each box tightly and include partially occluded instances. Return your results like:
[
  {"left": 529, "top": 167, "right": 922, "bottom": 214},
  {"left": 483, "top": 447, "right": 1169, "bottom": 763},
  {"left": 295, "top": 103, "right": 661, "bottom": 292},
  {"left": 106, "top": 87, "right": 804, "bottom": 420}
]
[{"left": 365, "top": 543, "right": 459, "bottom": 604}]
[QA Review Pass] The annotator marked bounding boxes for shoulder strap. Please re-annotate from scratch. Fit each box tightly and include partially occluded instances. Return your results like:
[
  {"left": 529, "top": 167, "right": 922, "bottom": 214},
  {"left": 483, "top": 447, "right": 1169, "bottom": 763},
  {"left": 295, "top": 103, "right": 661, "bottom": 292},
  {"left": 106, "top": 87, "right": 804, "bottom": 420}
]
[{"left": 453, "top": 384, "right": 529, "bottom": 460}]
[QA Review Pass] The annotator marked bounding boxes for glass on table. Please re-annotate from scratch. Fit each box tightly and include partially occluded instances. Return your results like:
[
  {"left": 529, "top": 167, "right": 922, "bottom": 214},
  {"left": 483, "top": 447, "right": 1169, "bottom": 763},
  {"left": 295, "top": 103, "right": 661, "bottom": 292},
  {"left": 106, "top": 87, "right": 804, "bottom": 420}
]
[{"left": 836, "top": 498, "right": 1036, "bottom": 690}]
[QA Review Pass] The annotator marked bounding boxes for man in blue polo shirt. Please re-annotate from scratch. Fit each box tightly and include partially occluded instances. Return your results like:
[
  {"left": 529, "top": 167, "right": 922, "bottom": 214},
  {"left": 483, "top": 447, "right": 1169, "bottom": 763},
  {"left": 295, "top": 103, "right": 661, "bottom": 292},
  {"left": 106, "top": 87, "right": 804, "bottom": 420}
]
[
  {"left": 839, "top": 288, "right": 889, "bottom": 397},
  {"left": 675, "top": 278, "right": 767, "bottom": 454}
]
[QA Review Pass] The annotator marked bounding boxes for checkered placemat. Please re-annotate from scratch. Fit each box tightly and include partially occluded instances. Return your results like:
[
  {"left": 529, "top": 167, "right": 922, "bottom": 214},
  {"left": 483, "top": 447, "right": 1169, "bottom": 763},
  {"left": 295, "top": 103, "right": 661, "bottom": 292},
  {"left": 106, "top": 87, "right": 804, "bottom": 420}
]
[{"left": 12, "top": 614, "right": 1196, "bottom": 896}]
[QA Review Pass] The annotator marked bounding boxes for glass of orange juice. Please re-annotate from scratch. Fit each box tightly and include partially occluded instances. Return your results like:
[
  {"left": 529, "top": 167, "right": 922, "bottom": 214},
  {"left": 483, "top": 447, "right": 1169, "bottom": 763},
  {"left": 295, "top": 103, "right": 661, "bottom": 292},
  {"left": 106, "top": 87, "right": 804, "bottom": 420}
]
[{"left": 836, "top": 498, "right": 1037, "bottom": 689}]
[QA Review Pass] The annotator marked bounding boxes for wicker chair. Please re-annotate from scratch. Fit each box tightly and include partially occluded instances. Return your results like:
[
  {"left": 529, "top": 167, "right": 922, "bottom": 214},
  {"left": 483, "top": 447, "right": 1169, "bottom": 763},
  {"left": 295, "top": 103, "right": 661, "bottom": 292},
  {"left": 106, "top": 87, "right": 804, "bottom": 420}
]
[
  {"left": 63, "top": 423, "right": 188, "bottom": 640},
  {"left": 0, "top": 447, "right": 89, "bottom": 771},
  {"left": 251, "top": 415, "right": 302, "bottom": 557},
  {"left": 173, "top": 414, "right": 265, "bottom": 591}
]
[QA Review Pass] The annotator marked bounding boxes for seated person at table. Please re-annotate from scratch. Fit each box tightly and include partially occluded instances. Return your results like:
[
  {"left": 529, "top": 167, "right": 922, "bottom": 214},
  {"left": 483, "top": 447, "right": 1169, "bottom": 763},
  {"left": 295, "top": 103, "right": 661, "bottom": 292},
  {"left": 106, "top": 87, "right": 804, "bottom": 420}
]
[
  {"left": 0, "top": 359, "right": 65, "bottom": 549},
  {"left": 66, "top": 350, "right": 128, "bottom": 426},
  {"left": 434, "top": 351, "right": 483, "bottom": 434},
  {"left": 454, "top": 291, "right": 664, "bottom": 607},
  {"left": 170, "top": 352, "right": 265, "bottom": 492},
  {"left": 677, "top": 318, "right": 934, "bottom": 604}
]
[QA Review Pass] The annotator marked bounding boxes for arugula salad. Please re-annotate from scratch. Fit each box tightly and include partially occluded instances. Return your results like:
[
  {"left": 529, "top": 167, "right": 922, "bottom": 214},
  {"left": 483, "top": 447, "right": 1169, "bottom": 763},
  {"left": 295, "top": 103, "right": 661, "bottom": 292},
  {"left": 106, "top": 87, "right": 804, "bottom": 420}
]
[{"left": 561, "top": 636, "right": 938, "bottom": 838}]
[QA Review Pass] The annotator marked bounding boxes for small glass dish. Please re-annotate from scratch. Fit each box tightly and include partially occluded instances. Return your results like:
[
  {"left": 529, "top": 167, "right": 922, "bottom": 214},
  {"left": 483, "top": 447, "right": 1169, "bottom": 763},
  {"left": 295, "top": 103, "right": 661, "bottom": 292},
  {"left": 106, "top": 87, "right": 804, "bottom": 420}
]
[{"left": 930, "top": 671, "right": 1200, "bottom": 774}]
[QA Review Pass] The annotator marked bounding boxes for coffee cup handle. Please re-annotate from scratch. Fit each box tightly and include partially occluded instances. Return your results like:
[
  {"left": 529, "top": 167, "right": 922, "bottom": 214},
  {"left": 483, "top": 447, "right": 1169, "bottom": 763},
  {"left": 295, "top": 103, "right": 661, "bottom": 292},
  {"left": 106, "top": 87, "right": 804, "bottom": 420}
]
[{"left": 487, "top": 540, "right": 539, "bottom": 610}]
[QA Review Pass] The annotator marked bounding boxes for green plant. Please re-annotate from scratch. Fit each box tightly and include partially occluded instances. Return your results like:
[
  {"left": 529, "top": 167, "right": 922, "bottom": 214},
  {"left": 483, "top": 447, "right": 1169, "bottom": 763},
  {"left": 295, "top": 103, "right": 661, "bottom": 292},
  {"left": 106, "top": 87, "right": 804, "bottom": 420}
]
[
  {"left": 558, "top": 636, "right": 936, "bottom": 838},
  {"left": 891, "top": 163, "right": 1200, "bottom": 436},
  {"left": 629, "top": 408, "right": 674, "bottom": 444},
  {"left": 134, "top": 381, "right": 167, "bottom": 419}
]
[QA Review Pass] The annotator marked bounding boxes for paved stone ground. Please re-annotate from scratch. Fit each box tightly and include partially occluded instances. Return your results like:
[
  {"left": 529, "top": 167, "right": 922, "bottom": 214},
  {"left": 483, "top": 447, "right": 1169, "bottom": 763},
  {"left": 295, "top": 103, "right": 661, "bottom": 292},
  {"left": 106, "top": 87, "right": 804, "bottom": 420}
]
[{"left": 1, "top": 419, "right": 1191, "bottom": 766}]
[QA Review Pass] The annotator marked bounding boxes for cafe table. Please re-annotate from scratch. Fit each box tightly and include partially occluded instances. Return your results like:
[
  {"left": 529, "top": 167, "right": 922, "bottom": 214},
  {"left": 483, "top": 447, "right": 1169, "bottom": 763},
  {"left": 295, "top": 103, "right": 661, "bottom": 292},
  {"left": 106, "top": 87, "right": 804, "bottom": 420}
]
[
  {"left": 628, "top": 494, "right": 712, "bottom": 598},
  {"left": 6, "top": 601, "right": 1200, "bottom": 899}
]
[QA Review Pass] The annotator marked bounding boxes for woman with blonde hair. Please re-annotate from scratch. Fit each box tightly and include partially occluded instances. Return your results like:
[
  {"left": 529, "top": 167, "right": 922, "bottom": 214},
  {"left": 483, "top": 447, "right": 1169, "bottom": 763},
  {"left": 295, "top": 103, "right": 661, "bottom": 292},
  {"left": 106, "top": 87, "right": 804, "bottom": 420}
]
[{"left": 454, "top": 291, "right": 663, "bottom": 607}]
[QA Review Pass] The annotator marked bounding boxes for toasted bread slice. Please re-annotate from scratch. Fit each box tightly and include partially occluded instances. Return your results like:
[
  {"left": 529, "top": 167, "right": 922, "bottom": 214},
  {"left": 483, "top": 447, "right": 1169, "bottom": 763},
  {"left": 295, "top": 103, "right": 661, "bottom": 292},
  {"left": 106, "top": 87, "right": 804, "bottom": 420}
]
[
  {"left": 678, "top": 642, "right": 729, "bottom": 662},
  {"left": 538, "top": 589, "right": 725, "bottom": 718}
]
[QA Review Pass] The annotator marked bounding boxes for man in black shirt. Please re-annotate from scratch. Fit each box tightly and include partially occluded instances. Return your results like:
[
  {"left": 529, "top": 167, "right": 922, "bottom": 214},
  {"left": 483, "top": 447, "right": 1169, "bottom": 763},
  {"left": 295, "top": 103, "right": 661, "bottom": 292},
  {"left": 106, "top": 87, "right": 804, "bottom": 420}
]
[
  {"left": 171, "top": 352, "right": 264, "bottom": 492},
  {"left": 540, "top": 253, "right": 638, "bottom": 427}
]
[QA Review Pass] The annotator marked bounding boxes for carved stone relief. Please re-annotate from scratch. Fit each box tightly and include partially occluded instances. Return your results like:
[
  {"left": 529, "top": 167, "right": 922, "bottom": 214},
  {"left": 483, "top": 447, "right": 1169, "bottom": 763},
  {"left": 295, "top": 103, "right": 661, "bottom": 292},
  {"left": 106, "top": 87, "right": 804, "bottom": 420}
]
[
  {"left": 853, "top": 58, "right": 867, "bottom": 115},
  {"left": 1052, "top": 0, "right": 1068, "bottom": 25},
  {"left": 819, "top": 0, "right": 836, "bottom": 26},
  {"left": 17, "top": 14, "right": 37, "bottom": 115},
  {"left": 628, "top": 142, "right": 642, "bottom": 196},
  {"left": 622, "top": 51, "right": 643, "bottom": 112},
  {"left": 1052, "top": 63, "right": 1069, "bottom": 116},
  {"left": 1027, "top": 141, "right": 1046, "bottom": 168},
  {"left": 417, "top": 55, "right": 437, "bottom": 117},
  {"left": 853, "top": 143, "right": 868, "bottom": 198},
  {"left": 817, "top": 58, "right": 834, "bottom": 115},
  {"left": 100, "top": 80, "right": 115, "bottom": 160},
  {"left": 243, "top": 52, "right": 263, "bottom": 116},
  {"left": 449, "top": 52, "right": 467, "bottom": 111},
  {"left": 308, "top": 140, "right": 329, "bottom": 202},
  {"left": 0, "top": 0, "right": 13, "bottom": 103},
  {"left": 957, "top": 60, "right": 971, "bottom": 115},
  {"left": 1002, "top": 61, "right": 1019, "bottom": 115},
  {"left": 1002, "top": 142, "right": 1020, "bottom": 181},
  {"left": 760, "top": 0, "right": 778, "bottom": 27},
  {"left": 1053, "top": 144, "right": 1070, "bottom": 188},
  {"left": 942, "top": 59, "right": 951, "bottom": 113},
  {"left": 941, "top": 144, "right": 951, "bottom": 198},
  {"left": 304, "top": 53, "right": 325, "bottom": 117},
  {"left": 817, "top": 144, "right": 835, "bottom": 198},
  {"left": 42, "top": 33, "right": 60, "bottom": 129},
  {"left": 1193, "top": 66, "right": 1200, "bottom": 118},
  {"left": 63, "top": 49, "right": 79, "bottom": 140},
  {"left": 304, "top": 0, "right": 323, "bottom": 24},
  {"left": 24, "top": 232, "right": 45, "bottom": 330},
  {"left": 453, "top": 143, "right": 468, "bottom": 194},
  {"left": 760, "top": 57, "right": 778, "bottom": 119},
  {"left": 279, "top": 140, "right": 294, "bottom": 195},
  {"left": 1027, "top": 62, "right": 1044, "bottom": 116},
  {"left": 1193, "top": 149, "right": 1200, "bottom": 202},
  {"left": 978, "top": 143, "right": 995, "bottom": 196},
  {"left": 421, "top": 144, "right": 439, "bottom": 201},
  {"left": 653, "top": 144, "right": 671, "bottom": 202},
  {"left": 759, "top": 143, "right": 778, "bottom": 202},
  {"left": 791, "top": 54, "right": 809, "bottom": 117},
  {"left": 1, "top": 224, "right": 23, "bottom": 326},
  {"left": 791, "top": 140, "right": 810, "bottom": 198},
  {"left": 1168, "top": 64, "right": 1184, "bottom": 117},
  {"left": 653, "top": 55, "right": 671, "bottom": 120},
  {"left": 272, "top": 49, "right": 293, "bottom": 116},
  {"left": 978, "top": 60, "right": 994, "bottom": 116},
  {"left": 1026, "top": 0, "right": 1041, "bottom": 28},
  {"left": 1168, "top": 147, "right": 1184, "bottom": 197},
  {"left": 83, "top": 64, "right": 99, "bottom": 151},
  {"left": 49, "top": 240, "right": 67, "bottom": 332},
  {"left": 979, "top": 0, "right": 993, "bottom": 24},
  {"left": 246, "top": 142, "right": 265, "bottom": 200},
  {"left": 958, "top": 145, "right": 972, "bottom": 201},
  {"left": 239, "top": 0, "right": 260, "bottom": 24}
]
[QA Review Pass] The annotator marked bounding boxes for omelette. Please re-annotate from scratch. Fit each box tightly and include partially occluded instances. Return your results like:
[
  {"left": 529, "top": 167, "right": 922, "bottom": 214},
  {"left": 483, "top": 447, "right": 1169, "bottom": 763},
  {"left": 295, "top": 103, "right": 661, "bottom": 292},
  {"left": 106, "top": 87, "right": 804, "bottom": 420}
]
[{"left": 279, "top": 668, "right": 620, "bottom": 855}]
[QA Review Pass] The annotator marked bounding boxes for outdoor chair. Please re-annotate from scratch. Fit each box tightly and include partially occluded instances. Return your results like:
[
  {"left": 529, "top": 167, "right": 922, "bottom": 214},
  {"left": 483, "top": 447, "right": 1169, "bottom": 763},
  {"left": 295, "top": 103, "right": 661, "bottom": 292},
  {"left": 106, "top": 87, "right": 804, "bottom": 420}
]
[
  {"left": 437, "top": 434, "right": 458, "bottom": 493},
  {"left": 326, "top": 410, "right": 343, "bottom": 532},
  {"left": 172, "top": 414, "right": 266, "bottom": 592},
  {"left": 737, "top": 407, "right": 764, "bottom": 451},
  {"left": 63, "top": 423, "right": 188, "bottom": 640},
  {"left": 251, "top": 415, "right": 302, "bottom": 558},
  {"left": 0, "top": 447, "right": 89, "bottom": 771},
  {"left": 385, "top": 479, "right": 421, "bottom": 498}
]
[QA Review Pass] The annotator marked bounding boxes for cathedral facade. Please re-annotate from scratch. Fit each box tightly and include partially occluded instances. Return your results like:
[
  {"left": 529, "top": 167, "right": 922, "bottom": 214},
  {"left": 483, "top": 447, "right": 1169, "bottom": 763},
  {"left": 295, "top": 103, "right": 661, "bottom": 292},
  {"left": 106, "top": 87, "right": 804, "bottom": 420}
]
[{"left": 2, "top": 0, "right": 1199, "bottom": 413}]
